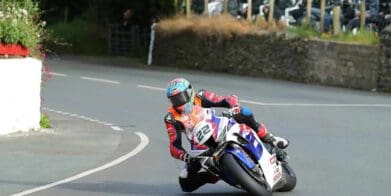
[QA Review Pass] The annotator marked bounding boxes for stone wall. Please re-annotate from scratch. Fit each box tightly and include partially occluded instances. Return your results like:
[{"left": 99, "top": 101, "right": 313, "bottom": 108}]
[
  {"left": 153, "top": 30, "right": 388, "bottom": 92},
  {"left": 305, "top": 40, "right": 379, "bottom": 90},
  {"left": 378, "top": 26, "right": 391, "bottom": 92}
]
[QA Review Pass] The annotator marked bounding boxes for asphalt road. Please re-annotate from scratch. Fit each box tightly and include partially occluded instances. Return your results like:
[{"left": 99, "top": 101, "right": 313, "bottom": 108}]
[{"left": 8, "top": 57, "right": 391, "bottom": 196}]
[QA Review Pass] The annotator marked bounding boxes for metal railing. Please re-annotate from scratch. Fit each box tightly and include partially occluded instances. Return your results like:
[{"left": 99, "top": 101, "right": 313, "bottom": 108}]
[{"left": 107, "top": 24, "right": 149, "bottom": 56}]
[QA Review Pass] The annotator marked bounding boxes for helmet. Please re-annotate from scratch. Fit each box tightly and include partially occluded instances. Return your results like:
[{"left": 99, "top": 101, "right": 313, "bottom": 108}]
[{"left": 166, "top": 78, "right": 195, "bottom": 114}]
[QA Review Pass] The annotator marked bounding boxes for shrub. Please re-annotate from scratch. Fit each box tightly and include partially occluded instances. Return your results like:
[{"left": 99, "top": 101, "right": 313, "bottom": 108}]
[
  {"left": 156, "top": 15, "right": 259, "bottom": 39},
  {"left": 0, "top": 0, "right": 45, "bottom": 55},
  {"left": 46, "top": 18, "right": 107, "bottom": 55},
  {"left": 40, "top": 114, "right": 51, "bottom": 128}
]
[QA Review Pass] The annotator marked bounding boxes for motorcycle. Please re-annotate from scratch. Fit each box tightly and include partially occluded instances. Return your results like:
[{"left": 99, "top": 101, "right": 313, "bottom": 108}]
[{"left": 188, "top": 108, "right": 297, "bottom": 195}]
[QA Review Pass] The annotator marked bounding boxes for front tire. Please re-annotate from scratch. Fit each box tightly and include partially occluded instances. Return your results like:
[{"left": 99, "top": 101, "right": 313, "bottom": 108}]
[
  {"left": 278, "top": 163, "right": 297, "bottom": 192},
  {"left": 221, "top": 153, "right": 271, "bottom": 196}
]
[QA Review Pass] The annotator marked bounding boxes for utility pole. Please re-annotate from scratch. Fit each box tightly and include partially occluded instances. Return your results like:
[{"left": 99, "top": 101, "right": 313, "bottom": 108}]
[
  {"left": 268, "top": 0, "right": 275, "bottom": 24},
  {"left": 319, "top": 0, "right": 325, "bottom": 33},
  {"left": 332, "top": 5, "right": 341, "bottom": 35},
  {"left": 186, "top": 0, "right": 191, "bottom": 18},
  {"left": 247, "top": 0, "right": 252, "bottom": 21},
  {"left": 304, "top": 0, "right": 312, "bottom": 26},
  {"left": 224, "top": 0, "right": 228, "bottom": 14},
  {"left": 174, "top": 0, "right": 178, "bottom": 13},
  {"left": 204, "top": 0, "right": 209, "bottom": 16},
  {"left": 360, "top": 0, "right": 366, "bottom": 31}
]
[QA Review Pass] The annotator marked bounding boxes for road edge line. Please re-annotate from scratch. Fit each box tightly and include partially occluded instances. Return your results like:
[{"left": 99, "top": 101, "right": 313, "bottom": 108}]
[{"left": 11, "top": 109, "right": 149, "bottom": 196}]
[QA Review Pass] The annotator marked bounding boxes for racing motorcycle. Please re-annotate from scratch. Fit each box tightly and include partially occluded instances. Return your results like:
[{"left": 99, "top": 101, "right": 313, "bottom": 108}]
[{"left": 189, "top": 108, "right": 297, "bottom": 195}]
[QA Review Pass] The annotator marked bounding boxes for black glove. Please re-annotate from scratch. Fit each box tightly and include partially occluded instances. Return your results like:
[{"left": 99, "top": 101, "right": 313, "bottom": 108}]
[{"left": 183, "top": 153, "right": 196, "bottom": 164}]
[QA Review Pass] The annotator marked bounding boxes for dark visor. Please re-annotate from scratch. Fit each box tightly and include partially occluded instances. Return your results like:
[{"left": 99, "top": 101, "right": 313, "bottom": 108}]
[{"left": 169, "top": 91, "right": 190, "bottom": 107}]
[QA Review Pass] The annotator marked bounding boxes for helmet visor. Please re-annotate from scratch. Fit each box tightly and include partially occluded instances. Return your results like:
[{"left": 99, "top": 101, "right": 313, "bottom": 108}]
[{"left": 169, "top": 91, "right": 190, "bottom": 107}]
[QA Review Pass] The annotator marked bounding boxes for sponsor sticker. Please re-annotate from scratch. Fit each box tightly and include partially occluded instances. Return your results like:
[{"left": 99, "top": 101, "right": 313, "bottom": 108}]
[
  {"left": 270, "top": 154, "right": 277, "bottom": 164},
  {"left": 274, "top": 171, "right": 282, "bottom": 182}
]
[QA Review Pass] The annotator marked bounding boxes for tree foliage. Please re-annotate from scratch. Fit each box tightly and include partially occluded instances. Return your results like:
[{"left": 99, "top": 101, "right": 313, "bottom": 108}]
[{"left": 39, "top": 0, "right": 177, "bottom": 27}]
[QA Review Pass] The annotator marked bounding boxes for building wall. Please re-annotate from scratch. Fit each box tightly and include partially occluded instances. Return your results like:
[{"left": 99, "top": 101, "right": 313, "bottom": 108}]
[{"left": 0, "top": 58, "right": 42, "bottom": 134}]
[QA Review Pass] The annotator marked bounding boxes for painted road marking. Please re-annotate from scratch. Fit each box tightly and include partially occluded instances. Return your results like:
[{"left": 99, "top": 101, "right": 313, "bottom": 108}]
[
  {"left": 137, "top": 84, "right": 391, "bottom": 108},
  {"left": 241, "top": 100, "right": 391, "bottom": 107},
  {"left": 43, "top": 108, "right": 113, "bottom": 126},
  {"left": 49, "top": 72, "right": 68, "bottom": 77},
  {"left": 11, "top": 132, "right": 149, "bottom": 196},
  {"left": 137, "top": 84, "right": 165, "bottom": 91},
  {"left": 111, "top": 126, "right": 123, "bottom": 131},
  {"left": 11, "top": 108, "right": 150, "bottom": 196},
  {"left": 81, "top": 76, "right": 120, "bottom": 84}
]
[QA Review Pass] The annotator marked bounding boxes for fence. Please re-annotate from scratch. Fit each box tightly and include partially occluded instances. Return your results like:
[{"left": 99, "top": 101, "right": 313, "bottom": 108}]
[{"left": 107, "top": 24, "right": 149, "bottom": 56}]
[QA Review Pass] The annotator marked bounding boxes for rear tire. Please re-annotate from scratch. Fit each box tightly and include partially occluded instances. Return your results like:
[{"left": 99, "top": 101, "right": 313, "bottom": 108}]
[
  {"left": 278, "top": 163, "right": 297, "bottom": 192},
  {"left": 221, "top": 153, "right": 271, "bottom": 196}
]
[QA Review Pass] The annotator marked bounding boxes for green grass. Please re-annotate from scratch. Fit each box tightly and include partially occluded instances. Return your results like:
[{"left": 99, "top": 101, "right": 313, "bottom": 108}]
[
  {"left": 320, "top": 30, "right": 380, "bottom": 45},
  {"left": 46, "top": 18, "right": 107, "bottom": 55},
  {"left": 288, "top": 26, "right": 319, "bottom": 38},
  {"left": 40, "top": 114, "right": 51, "bottom": 129},
  {"left": 289, "top": 26, "right": 380, "bottom": 45}
]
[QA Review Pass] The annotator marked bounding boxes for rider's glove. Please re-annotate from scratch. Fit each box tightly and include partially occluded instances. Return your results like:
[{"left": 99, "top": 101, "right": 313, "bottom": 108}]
[
  {"left": 263, "top": 133, "right": 289, "bottom": 149},
  {"left": 183, "top": 153, "right": 196, "bottom": 164},
  {"left": 228, "top": 105, "right": 241, "bottom": 116}
]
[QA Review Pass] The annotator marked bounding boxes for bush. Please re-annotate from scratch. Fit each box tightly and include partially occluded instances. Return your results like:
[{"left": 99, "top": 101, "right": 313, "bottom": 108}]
[
  {"left": 156, "top": 15, "right": 259, "bottom": 39},
  {"left": 40, "top": 114, "right": 51, "bottom": 128},
  {"left": 46, "top": 18, "right": 107, "bottom": 55},
  {"left": 0, "top": 0, "right": 44, "bottom": 55}
]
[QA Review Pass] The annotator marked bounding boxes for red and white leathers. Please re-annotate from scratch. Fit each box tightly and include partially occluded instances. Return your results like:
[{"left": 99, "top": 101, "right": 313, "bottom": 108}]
[{"left": 164, "top": 89, "right": 269, "bottom": 162}]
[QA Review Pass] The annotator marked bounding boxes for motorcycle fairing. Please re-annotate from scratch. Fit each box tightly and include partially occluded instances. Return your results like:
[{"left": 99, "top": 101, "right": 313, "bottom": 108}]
[
  {"left": 225, "top": 147, "right": 256, "bottom": 169},
  {"left": 226, "top": 121, "right": 283, "bottom": 189}
]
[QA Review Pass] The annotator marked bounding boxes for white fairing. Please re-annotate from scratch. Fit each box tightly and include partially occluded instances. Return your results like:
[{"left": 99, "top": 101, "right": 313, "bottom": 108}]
[
  {"left": 193, "top": 121, "right": 214, "bottom": 145},
  {"left": 190, "top": 108, "right": 283, "bottom": 189},
  {"left": 226, "top": 123, "right": 283, "bottom": 189},
  {"left": 186, "top": 108, "right": 229, "bottom": 145},
  {"left": 258, "top": 143, "right": 282, "bottom": 188}
]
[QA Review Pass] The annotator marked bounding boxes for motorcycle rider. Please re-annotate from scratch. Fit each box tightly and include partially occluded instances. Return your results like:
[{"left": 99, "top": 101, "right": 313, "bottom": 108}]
[{"left": 164, "top": 78, "right": 289, "bottom": 192}]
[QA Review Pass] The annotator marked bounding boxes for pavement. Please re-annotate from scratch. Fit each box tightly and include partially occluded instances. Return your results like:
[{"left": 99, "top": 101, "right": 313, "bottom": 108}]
[{"left": 0, "top": 109, "right": 130, "bottom": 196}]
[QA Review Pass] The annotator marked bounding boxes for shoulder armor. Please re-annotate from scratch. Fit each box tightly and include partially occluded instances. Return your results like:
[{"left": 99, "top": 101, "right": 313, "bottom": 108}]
[
  {"left": 164, "top": 113, "right": 175, "bottom": 123},
  {"left": 196, "top": 89, "right": 206, "bottom": 98}
]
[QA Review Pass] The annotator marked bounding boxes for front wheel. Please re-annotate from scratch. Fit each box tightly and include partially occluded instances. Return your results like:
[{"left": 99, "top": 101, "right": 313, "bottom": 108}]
[
  {"left": 277, "top": 163, "right": 297, "bottom": 192},
  {"left": 221, "top": 153, "right": 271, "bottom": 196}
]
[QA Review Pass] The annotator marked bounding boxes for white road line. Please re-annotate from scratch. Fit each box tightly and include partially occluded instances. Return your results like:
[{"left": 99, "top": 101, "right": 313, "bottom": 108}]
[
  {"left": 111, "top": 126, "right": 123, "bottom": 131},
  {"left": 43, "top": 108, "right": 113, "bottom": 126},
  {"left": 49, "top": 72, "right": 68, "bottom": 77},
  {"left": 11, "top": 132, "right": 149, "bottom": 196},
  {"left": 241, "top": 99, "right": 267, "bottom": 105},
  {"left": 137, "top": 84, "right": 391, "bottom": 108},
  {"left": 81, "top": 77, "right": 120, "bottom": 84},
  {"left": 241, "top": 100, "right": 391, "bottom": 107},
  {"left": 256, "top": 103, "right": 391, "bottom": 107},
  {"left": 137, "top": 84, "right": 165, "bottom": 91}
]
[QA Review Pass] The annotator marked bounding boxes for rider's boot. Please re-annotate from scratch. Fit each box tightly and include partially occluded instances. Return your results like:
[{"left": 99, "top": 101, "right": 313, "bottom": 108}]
[
  {"left": 262, "top": 132, "right": 289, "bottom": 149},
  {"left": 179, "top": 171, "right": 218, "bottom": 192},
  {"left": 178, "top": 162, "right": 218, "bottom": 192},
  {"left": 261, "top": 132, "right": 290, "bottom": 161}
]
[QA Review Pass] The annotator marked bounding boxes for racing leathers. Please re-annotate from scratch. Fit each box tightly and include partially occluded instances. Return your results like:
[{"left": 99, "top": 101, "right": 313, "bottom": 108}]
[{"left": 164, "top": 89, "right": 286, "bottom": 192}]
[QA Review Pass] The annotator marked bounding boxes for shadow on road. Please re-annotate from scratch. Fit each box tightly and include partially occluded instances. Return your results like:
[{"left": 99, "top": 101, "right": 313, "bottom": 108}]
[{"left": 188, "top": 192, "right": 249, "bottom": 196}]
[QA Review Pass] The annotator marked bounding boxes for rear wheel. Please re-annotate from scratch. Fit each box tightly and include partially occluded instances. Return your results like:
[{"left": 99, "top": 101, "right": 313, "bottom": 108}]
[
  {"left": 221, "top": 153, "right": 271, "bottom": 196},
  {"left": 277, "top": 163, "right": 297, "bottom": 192}
]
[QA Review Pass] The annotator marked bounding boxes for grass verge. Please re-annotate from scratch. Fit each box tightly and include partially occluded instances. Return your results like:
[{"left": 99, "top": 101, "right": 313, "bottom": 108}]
[{"left": 40, "top": 114, "right": 51, "bottom": 129}]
